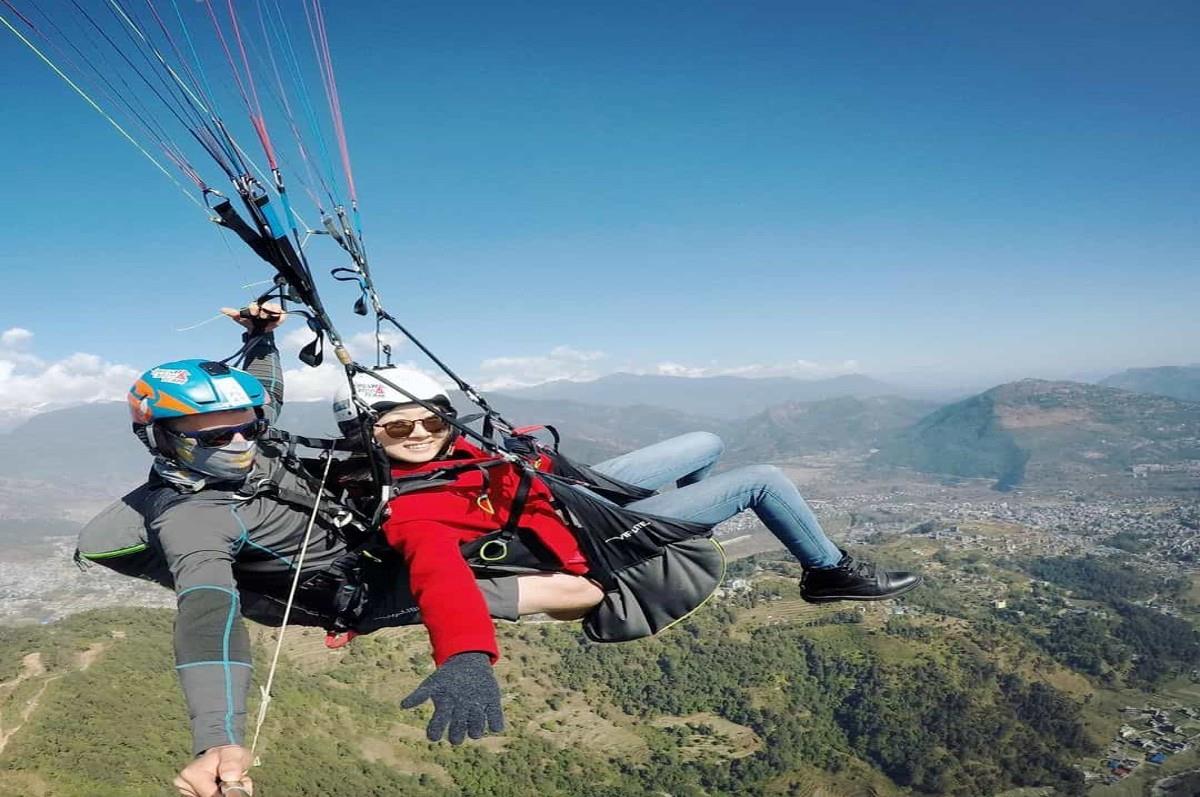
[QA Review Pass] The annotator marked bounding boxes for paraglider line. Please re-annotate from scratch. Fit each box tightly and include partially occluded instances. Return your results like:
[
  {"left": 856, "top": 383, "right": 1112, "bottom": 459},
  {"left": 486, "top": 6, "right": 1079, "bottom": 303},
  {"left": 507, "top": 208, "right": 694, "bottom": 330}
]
[
  {"left": 0, "top": 8, "right": 206, "bottom": 212},
  {"left": 247, "top": 451, "right": 335, "bottom": 762}
]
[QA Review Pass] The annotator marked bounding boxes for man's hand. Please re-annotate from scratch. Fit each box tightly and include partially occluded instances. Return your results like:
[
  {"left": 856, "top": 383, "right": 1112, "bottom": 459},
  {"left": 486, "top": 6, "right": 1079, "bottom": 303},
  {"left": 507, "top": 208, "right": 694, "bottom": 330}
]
[
  {"left": 400, "top": 651, "right": 505, "bottom": 744},
  {"left": 173, "top": 744, "right": 253, "bottom": 797},
  {"left": 221, "top": 301, "right": 286, "bottom": 334}
]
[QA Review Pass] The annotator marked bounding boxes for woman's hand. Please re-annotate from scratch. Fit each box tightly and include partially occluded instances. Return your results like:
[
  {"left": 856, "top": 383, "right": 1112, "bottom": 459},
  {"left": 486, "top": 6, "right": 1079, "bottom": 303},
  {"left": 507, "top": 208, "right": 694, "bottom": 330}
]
[{"left": 400, "top": 651, "right": 506, "bottom": 744}]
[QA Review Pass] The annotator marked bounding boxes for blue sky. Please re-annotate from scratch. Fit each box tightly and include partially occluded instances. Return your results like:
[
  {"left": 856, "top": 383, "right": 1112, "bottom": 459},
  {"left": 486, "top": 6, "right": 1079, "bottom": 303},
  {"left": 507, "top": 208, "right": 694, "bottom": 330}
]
[{"left": 0, "top": 0, "right": 1197, "bottom": 413}]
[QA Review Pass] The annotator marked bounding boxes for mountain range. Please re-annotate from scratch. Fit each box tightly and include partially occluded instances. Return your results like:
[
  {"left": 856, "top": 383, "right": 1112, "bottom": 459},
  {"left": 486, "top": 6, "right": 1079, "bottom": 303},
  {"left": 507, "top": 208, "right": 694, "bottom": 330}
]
[
  {"left": 728, "top": 395, "right": 939, "bottom": 460},
  {"left": 496, "top": 372, "right": 901, "bottom": 417},
  {"left": 873, "top": 379, "right": 1200, "bottom": 490},
  {"left": 1099, "top": 365, "right": 1200, "bottom": 403},
  {"left": 2, "top": 372, "right": 1198, "bottom": 520},
  {"left": 0, "top": 390, "right": 899, "bottom": 500}
]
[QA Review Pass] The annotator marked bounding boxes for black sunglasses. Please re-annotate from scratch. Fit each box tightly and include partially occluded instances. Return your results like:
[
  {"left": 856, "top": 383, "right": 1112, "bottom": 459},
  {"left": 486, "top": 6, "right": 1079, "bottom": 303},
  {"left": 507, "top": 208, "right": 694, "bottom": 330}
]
[
  {"left": 169, "top": 417, "right": 270, "bottom": 448},
  {"left": 374, "top": 415, "right": 450, "bottom": 439}
]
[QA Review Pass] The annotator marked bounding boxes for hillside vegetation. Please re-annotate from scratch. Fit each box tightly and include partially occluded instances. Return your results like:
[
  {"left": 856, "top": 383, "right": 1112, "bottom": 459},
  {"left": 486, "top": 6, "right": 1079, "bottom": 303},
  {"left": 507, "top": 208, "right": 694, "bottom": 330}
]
[
  {"left": 730, "top": 396, "right": 937, "bottom": 460},
  {"left": 0, "top": 584, "right": 1101, "bottom": 797}
]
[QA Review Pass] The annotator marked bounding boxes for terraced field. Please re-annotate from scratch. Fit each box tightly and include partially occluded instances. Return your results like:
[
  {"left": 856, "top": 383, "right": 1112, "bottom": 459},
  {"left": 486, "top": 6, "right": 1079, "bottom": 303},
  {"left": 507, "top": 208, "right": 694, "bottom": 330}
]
[{"left": 741, "top": 597, "right": 860, "bottom": 626}]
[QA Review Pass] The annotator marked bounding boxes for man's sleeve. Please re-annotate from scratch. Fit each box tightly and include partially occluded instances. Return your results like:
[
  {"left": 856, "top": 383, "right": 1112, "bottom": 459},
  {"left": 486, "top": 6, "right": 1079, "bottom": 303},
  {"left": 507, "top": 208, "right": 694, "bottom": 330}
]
[
  {"left": 240, "top": 331, "right": 283, "bottom": 422},
  {"left": 382, "top": 519, "right": 500, "bottom": 665},
  {"left": 151, "top": 501, "right": 252, "bottom": 756}
]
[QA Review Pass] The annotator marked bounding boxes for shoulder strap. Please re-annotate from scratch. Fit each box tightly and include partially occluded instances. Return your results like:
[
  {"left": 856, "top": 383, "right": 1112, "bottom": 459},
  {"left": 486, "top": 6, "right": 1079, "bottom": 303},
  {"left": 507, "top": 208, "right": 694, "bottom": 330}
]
[
  {"left": 265, "top": 428, "right": 358, "bottom": 452},
  {"left": 501, "top": 466, "right": 534, "bottom": 536}
]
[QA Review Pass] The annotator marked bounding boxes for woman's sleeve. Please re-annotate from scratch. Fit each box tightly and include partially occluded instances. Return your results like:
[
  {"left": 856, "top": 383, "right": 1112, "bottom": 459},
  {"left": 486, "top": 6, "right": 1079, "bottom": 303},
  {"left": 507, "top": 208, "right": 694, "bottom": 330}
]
[{"left": 383, "top": 518, "right": 500, "bottom": 665}]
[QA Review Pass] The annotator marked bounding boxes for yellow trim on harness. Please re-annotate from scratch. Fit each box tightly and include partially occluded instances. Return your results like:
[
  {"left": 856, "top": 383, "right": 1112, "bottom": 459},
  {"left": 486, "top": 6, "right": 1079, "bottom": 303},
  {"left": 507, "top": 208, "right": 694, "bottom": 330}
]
[
  {"left": 476, "top": 493, "right": 495, "bottom": 515},
  {"left": 79, "top": 543, "right": 149, "bottom": 560}
]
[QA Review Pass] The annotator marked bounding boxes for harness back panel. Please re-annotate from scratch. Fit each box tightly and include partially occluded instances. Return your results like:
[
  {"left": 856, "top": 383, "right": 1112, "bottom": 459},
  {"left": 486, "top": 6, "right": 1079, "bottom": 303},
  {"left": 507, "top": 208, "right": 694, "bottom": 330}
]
[{"left": 539, "top": 475, "right": 726, "bottom": 643}]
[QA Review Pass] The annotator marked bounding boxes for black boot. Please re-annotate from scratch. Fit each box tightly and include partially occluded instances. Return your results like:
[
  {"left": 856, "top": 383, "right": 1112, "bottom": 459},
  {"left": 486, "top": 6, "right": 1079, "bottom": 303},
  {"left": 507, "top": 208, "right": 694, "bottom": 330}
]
[{"left": 800, "top": 550, "right": 922, "bottom": 603}]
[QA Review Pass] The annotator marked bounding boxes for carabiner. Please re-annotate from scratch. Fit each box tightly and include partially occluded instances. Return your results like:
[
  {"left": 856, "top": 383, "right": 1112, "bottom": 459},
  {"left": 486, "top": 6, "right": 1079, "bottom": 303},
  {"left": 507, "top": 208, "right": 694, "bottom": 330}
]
[{"left": 479, "top": 539, "right": 509, "bottom": 563}]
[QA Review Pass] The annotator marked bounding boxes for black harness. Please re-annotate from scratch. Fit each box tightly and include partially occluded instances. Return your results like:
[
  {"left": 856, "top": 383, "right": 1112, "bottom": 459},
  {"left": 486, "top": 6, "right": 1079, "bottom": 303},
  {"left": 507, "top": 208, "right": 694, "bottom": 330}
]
[
  {"left": 230, "top": 435, "right": 395, "bottom": 636},
  {"left": 264, "top": 423, "right": 726, "bottom": 643}
]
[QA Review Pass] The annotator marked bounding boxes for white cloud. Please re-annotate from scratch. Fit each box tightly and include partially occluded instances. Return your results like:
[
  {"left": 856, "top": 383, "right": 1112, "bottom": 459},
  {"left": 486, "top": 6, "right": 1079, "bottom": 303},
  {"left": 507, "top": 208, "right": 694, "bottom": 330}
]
[
  {"left": 650, "top": 358, "right": 862, "bottom": 379},
  {"left": 472, "top": 344, "right": 863, "bottom": 391},
  {"left": 280, "top": 327, "right": 316, "bottom": 351},
  {"left": 477, "top": 345, "right": 608, "bottom": 390},
  {"left": 346, "top": 331, "right": 406, "bottom": 361},
  {"left": 0, "top": 323, "right": 865, "bottom": 429},
  {"left": 0, "top": 329, "right": 140, "bottom": 421},
  {"left": 0, "top": 321, "right": 418, "bottom": 422},
  {"left": 1, "top": 327, "right": 33, "bottom": 348},
  {"left": 275, "top": 326, "right": 420, "bottom": 402},
  {"left": 279, "top": 362, "right": 349, "bottom": 402},
  {"left": 654, "top": 362, "right": 709, "bottom": 378}
]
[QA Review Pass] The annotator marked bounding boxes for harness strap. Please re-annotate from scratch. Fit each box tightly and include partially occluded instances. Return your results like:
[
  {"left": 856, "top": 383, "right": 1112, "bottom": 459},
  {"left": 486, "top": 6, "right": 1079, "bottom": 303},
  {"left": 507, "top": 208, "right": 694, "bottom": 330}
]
[
  {"left": 388, "top": 458, "right": 509, "bottom": 488},
  {"left": 510, "top": 424, "right": 562, "bottom": 452},
  {"left": 241, "top": 448, "right": 373, "bottom": 539},
  {"left": 261, "top": 446, "right": 375, "bottom": 521},
  {"left": 502, "top": 466, "right": 534, "bottom": 536},
  {"left": 268, "top": 483, "right": 349, "bottom": 526},
  {"left": 266, "top": 428, "right": 358, "bottom": 452}
]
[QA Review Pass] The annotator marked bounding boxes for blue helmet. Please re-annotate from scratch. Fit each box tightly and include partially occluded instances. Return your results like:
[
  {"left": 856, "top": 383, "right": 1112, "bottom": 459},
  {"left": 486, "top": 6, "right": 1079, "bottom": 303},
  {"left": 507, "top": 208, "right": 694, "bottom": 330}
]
[{"left": 128, "top": 359, "right": 267, "bottom": 451}]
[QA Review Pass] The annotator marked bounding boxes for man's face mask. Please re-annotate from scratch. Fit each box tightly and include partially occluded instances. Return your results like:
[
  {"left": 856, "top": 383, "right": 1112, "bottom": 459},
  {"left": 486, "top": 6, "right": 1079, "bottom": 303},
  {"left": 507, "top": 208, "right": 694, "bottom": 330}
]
[{"left": 169, "top": 434, "right": 258, "bottom": 482}]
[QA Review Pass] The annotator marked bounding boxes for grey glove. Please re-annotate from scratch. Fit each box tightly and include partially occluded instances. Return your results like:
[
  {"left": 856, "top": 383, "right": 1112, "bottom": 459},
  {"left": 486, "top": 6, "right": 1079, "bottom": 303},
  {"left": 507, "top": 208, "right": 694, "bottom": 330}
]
[{"left": 400, "top": 651, "right": 506, "bottom": 744}]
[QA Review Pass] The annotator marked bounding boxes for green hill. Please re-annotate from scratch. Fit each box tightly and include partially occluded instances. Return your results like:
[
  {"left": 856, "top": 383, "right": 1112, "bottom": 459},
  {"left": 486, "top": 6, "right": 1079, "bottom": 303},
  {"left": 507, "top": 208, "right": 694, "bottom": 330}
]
[
  {"left": 0, "top": 591, "right": 1097, "bottom": 797},
  {"left": 731, "top": 396, "right": 940, "bottom": 460},
  {"left": 872, "top": 379, "right": 1200, "bottom": 490}
]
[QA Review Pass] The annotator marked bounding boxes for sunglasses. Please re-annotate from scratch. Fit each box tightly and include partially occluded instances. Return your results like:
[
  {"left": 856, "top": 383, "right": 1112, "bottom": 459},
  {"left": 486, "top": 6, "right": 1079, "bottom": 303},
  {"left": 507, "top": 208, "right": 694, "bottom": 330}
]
[
  {"left": 374, "top": 415, "right": 450, "bottom": 439},
  {"left": 169, "top": 417, "right": 271, "bottom": 448}
]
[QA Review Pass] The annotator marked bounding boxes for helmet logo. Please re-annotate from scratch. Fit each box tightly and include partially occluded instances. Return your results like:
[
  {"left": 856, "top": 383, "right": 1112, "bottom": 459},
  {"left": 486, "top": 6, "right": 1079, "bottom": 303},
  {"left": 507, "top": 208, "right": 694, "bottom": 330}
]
[
  {"left": 213, "top": 378, "right": 251, "bottom": 406},
  {"left": 150, "top": 368, "right": 190, "bottom": 385},
  {"left": 359, "top": 384, "right": 387, "bottom": 399}
]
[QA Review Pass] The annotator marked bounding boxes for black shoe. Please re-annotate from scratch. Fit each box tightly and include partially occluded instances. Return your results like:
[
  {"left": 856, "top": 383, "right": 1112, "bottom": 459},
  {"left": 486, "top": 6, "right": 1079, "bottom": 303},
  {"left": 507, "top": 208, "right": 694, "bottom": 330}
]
[{"left": 800, "top": 550, "right": 922, "bottom": 603}]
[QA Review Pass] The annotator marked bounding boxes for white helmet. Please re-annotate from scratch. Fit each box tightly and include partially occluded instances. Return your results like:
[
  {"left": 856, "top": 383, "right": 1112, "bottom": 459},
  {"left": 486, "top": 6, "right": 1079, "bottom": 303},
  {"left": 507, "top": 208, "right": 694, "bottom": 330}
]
[{"left": 332, "top": 366, "right": 450, "bottom": 426}]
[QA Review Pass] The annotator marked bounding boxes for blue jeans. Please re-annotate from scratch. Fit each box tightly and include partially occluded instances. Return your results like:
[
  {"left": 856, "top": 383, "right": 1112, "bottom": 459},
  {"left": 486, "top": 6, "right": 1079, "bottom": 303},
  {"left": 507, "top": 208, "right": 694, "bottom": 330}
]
[{"left": 589, "top": 432, "right": 843, "bottom": 569}]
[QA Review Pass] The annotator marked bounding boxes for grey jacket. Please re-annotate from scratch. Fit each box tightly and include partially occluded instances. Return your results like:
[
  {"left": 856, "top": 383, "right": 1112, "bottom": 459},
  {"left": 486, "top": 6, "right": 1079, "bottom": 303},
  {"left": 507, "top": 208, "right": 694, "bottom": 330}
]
[{"left": 78, "top": 336, "right": 360, "bottom": 754}]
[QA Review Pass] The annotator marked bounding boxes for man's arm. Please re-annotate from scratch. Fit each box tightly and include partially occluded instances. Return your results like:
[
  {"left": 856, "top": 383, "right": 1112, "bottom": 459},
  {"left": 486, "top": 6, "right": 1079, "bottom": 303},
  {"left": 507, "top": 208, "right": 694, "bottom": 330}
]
[
  {"left": 240, "top": 333, "right": 282, "bottom": 423},
  {"left": 151, "top": 500, "right": 252, "bottom": 756}
]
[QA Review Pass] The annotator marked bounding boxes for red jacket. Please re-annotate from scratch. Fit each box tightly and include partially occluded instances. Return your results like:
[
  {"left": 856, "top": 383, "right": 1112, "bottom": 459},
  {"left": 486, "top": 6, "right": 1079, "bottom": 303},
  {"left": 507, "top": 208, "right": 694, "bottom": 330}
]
[{"left": 381, "top": 439, "right": 588, "bottom": 664}]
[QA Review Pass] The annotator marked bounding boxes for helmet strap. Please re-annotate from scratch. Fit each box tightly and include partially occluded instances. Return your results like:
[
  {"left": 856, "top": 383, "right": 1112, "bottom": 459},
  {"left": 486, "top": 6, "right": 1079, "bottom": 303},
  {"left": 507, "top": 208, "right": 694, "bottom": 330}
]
[
  {"left": 134, "top": 423, "right": 158, "bottom": 454},
  {"left": 151, "top": 424, "right": 183, "bottom": 460}
]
